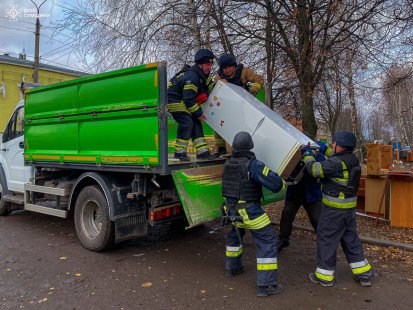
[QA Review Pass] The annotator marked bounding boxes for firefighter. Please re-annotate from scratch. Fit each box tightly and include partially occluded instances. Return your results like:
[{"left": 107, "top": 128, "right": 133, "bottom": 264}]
[
  {"left": 167, "top": 49, "right": 216, "bottom": 161},
  {"left": 222, "top": 131, "right": 285, "bottom": 297},
  {"left": 303, "top": 131, "right": 373, "bottom": 287},
  {"left": 278, "top": 141, "right": 327, "bottom": 253},
  {"left": 213, "top": 54, "right": 265, "bottom": 156}
]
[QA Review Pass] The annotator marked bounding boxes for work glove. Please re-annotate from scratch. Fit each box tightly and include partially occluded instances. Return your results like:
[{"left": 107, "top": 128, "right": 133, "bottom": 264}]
[
  {"left": 302, "top": 147, "right": 315, "bottom": 163},
  {"left": 317, "top": 141, "right": 327, "bottom": 155},
  {"left": 195, "top": 93, "right": 208, "bottom": 105},
  {"left": 249, "top": 89, "right": 257, "bottom": 96}
]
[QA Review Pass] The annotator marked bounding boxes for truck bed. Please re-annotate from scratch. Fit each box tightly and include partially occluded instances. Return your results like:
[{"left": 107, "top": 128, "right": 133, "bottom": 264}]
[{"left": 24, "top": 62, "right": 223, "bottom": 175}]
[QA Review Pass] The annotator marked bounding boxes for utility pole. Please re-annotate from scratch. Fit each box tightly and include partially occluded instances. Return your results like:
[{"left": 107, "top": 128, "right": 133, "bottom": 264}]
[{"left": 30, "top": 0, "right": 47, "bottom": 83}]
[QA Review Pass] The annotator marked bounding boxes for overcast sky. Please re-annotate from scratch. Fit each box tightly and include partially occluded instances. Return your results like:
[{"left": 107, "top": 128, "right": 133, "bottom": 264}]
[{"left": 0, "top": 0, "right": 88, "bottom": 73}]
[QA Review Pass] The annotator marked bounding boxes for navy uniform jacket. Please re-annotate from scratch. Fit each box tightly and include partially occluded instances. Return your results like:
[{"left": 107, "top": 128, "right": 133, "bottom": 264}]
[
  {"left": 167, "top": 65, "right": 214, "bottom": 118},
  {"left": 286, "top": 152, "right": 325, "bottom": 203}
]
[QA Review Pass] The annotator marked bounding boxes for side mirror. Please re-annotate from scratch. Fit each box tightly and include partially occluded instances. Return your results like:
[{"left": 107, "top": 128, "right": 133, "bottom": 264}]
[{"left": 2, "top": 130, "right": 7, "bottom": 143}]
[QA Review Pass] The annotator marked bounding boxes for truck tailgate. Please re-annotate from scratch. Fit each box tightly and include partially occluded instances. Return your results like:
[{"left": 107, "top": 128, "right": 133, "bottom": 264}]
[{"left": 172, "top": 165, "right": 285, "bottom": 228}]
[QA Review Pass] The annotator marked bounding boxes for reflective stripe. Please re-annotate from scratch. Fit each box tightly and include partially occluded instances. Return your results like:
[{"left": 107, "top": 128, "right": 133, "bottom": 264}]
[
  {"left": 236, "top": 211, "right": 271, "bottom": 230},
  {"left": 227, "top": 245, "right": 242, "bottom": 252},
  {"left": 303, "top": 155, "right": 315, "bottom": 164},
  {"left": 331, "top": 177, "right": 348, "bottom": 186},
  {"left": 281, "top": 180, "right": 286, "bottom": 191},
  {"left": 207, "top": 76, "right": 214, "bottom": 92},
  {"left": 252, "top": 82, "right": 262, "bottom": 90},
  {"left": 175, "top": 139, "right": 189, "bottom": 146},
  {"left": 194, "top": 137, "right": 209, "bottom": 155},
  {"left": 262, "top": 166, "right": 270, "bottom": 176},
  {"left": 195, "top": 146, "right": 209, "bottom": 155},
  {"left": 257, "top": 263, "right": 278, "bottom": 270},
  {"left": 341, "top": 161, "right": 349, "bottom": 179},
  {"left": 257, "top": 257, "right": 277, "bottom": 264},
  {"left": 311, "top": 162, "right": 324, "bottom": 178},
  {"left": 183, "top": 84, "right": 198, "bottom": 92},
  {"left": 325, "top": 146, "right": 333, "bottom": 157},
  {"left": 338, "top": 192, "right": 345, "bottom": 199},
  {"left": 226, "top": 245, "right": 243, "bottom": 257},
  {"left": 175, "top": 139, "right": 189, "bottom": 151},
  {"left": 322, "top": 194, "right": 357, "bottom": 209},
  {"left": 175, "top": 148, "right": 187, "bottom": 154},
  {"left": 352, "top": 264, "right": 372, "bottom": 275},
  {"left": 316, "top": 267, "right": 334, "bottom": 275},
  {"left": 187, "top": 103, "right": 200, "bottom": 113},
  {"left": 168, "top": 101, "right": 189, "bottom": 113},
  {"left": 315, "top": 267, "right": 334, "bottom": 282},
  {"left": 350, "top": 259, "right": 371, "bottom": 275},
  {"left": 194, "top": 137, "right": 206, "bottom": 145},
  {"left": 315, "top": 272, "right": 334, "bottom": 282},
  {"left": 349, "top": 259, "right": 369, "bottom": 269}
]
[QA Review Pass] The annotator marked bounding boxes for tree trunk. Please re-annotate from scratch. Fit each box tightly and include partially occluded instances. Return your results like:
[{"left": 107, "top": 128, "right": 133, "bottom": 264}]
[
  {"left": 299, "top": 81, "right": 318, "bottom": 140},
  {"left": 346, "top": 49, "right": 362, "bottom": 161}
]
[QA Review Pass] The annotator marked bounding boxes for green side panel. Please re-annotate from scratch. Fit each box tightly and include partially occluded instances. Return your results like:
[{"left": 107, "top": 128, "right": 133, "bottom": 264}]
[
  {"left": 167, "top": 116, "right": 215, "bottom": 154},
  {"left": 256, "top": 88, "right": 266, "bottom": 103},
  {"left": 24, "top": 63, "right": 162, "bottom": 166},
  {"left": 172, "top": 165, "right": 285, "bottom": 228}
]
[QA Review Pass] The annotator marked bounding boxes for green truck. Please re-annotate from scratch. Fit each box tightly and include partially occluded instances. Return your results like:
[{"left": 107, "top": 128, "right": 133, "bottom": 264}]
[{"left": 0, "top": 62, "right": 284, "bottom": 251}]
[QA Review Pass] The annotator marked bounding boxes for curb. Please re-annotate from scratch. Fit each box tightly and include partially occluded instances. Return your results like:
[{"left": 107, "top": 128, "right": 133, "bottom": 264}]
[{"left": 271, "top": 221, "right": 413, "bottom": 252}]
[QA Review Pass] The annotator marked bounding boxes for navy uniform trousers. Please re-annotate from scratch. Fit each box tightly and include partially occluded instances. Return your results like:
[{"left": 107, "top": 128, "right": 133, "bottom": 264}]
[
  {"left": 171, "top": 112, "right": 208, "bottom": 156},
  {"left": 315, "top": 204, "right": 373, "bottom": 283},
  {"left": 226, "top": 203, "right": 278, "bottom": 286}
]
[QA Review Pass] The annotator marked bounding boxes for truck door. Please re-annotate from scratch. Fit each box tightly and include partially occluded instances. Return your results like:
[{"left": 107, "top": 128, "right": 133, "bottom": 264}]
[{"left": 0, "top": 106, "right": 32, "bottom": 192}]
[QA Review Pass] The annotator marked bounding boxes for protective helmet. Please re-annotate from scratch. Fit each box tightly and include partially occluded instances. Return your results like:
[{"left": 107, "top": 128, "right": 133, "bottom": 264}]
[
  {"left": 232, "top": 131, "right": 254, "bottom": 151},
  {"left": 219, "top": 53, "right": 237, "bottom": 71},
  {"left": 194, "top": 49, "right": 215, "bottom": 64},
  {"left": 332, "top": 130, "right": 357, "bottom": 149}
]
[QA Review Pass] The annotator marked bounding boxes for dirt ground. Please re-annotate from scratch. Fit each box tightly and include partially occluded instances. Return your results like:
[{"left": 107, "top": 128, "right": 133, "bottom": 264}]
[{"left": 1, "top": 205, "right": 413, "bottom": 310}]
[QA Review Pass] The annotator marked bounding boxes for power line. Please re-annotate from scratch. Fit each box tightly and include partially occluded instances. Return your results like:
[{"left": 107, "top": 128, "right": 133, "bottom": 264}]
[
  {"left": 0, "top": 25, "right": 33, "bottom": 33},
  {"left": 0, "top": 16, "right": 36, "bottom": 25}
]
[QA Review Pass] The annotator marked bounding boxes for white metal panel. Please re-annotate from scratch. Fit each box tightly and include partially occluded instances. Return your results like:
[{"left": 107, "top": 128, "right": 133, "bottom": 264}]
[{"left": 203, "top": 81, "right": 318, "bottom": 175}]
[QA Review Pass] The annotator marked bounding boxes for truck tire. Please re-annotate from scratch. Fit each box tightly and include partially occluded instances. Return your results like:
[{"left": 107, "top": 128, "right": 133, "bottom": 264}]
[
  {"left": 74, "top": 185, "right": 115, "bottom": 251},
  {"left": 0, "top": 182, "right": 10, "bottom": 216}
]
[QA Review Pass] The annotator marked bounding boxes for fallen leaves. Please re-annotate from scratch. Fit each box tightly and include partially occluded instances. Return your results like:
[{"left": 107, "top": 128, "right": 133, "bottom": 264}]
[{"left": 142, "top": 282, "right": 152, "bottom": 288}]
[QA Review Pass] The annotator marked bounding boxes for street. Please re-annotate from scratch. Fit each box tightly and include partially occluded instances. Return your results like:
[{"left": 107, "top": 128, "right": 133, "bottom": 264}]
[{"left": 1, "top": 210, "right": 412, "bottom": 310}]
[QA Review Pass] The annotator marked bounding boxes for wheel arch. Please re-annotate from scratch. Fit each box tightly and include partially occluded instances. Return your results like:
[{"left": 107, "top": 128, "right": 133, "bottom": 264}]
[
  {"left": 0, "top": 164, "right": 11, "bottom": 196},
  {"left": 69, "top": 172, "right": 118, "bottom": 221}
]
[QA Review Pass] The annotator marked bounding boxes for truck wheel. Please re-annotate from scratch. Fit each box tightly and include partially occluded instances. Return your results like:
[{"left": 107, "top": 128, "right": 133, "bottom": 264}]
[
  {"left": 74, "top": 185, "right": 114, "bottom": 251},
  {"left": 0, "top": 183, "right": 10, "bottom": 216}
]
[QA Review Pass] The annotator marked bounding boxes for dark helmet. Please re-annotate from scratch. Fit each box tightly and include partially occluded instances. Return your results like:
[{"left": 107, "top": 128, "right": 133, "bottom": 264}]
[
  {"left": 219, "top": 53, "right": 237, "bottom": 71},
  {"left": 194, "top": 49, "right": 215, "bottom": 64},
  {"left": 232, "top": 131, "right": 254, "bottom": 152},
  {"left": 333, "top": 130, "right": 357, "bottom": 149}
]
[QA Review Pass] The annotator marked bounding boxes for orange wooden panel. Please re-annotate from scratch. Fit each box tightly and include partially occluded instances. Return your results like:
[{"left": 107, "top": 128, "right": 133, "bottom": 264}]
[
  {"left": 366, "top": 144, "right": 392, "bottom": 175},
  {"left": 365, "top": 176, "right": 388, "bottom": 218},
  {"left": 390, "top": 178, "right": 413, "bottom": 228}
]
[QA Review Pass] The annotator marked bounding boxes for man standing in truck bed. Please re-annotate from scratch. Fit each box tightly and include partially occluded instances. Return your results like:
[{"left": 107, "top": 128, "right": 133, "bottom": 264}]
[
  {"left": 167, "top": 49, "right": 216, "bottom": 161},
  {"left": 213, "top": 54, "right": 264, "bottom": 155}
]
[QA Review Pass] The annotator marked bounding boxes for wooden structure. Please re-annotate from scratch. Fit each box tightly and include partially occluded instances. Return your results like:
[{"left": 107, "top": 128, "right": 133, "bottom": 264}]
[
  {"left": 366, "top": 144, "right": 393, "bottom": 175},
  {"left": 365, "top": 144, "right": 393, "bottom": 219},
  {"left": 365, "top": 176, "right": 389, "bottom": 218},
  {"left": 388, "top": 171, "right": 413, "bottom": 228}
]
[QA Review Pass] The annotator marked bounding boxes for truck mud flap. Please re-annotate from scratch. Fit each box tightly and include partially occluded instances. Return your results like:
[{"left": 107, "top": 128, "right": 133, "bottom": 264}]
[
  {"left": 172, "top": 165, "right": 224, "bottom": 229},
  {"left": 114, "top": 211, "right": 147, "bottom": 243}
]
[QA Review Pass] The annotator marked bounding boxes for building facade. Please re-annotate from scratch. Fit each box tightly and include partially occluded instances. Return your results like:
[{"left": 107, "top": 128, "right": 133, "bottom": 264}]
[{"left": 0, "top": 53, "right": 87, "bottom": 130}]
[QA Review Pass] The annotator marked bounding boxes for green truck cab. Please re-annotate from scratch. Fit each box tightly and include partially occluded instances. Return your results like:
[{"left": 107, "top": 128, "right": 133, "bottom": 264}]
[{"left": 0, "top": 62, "right": 284, "bottom": 251}]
